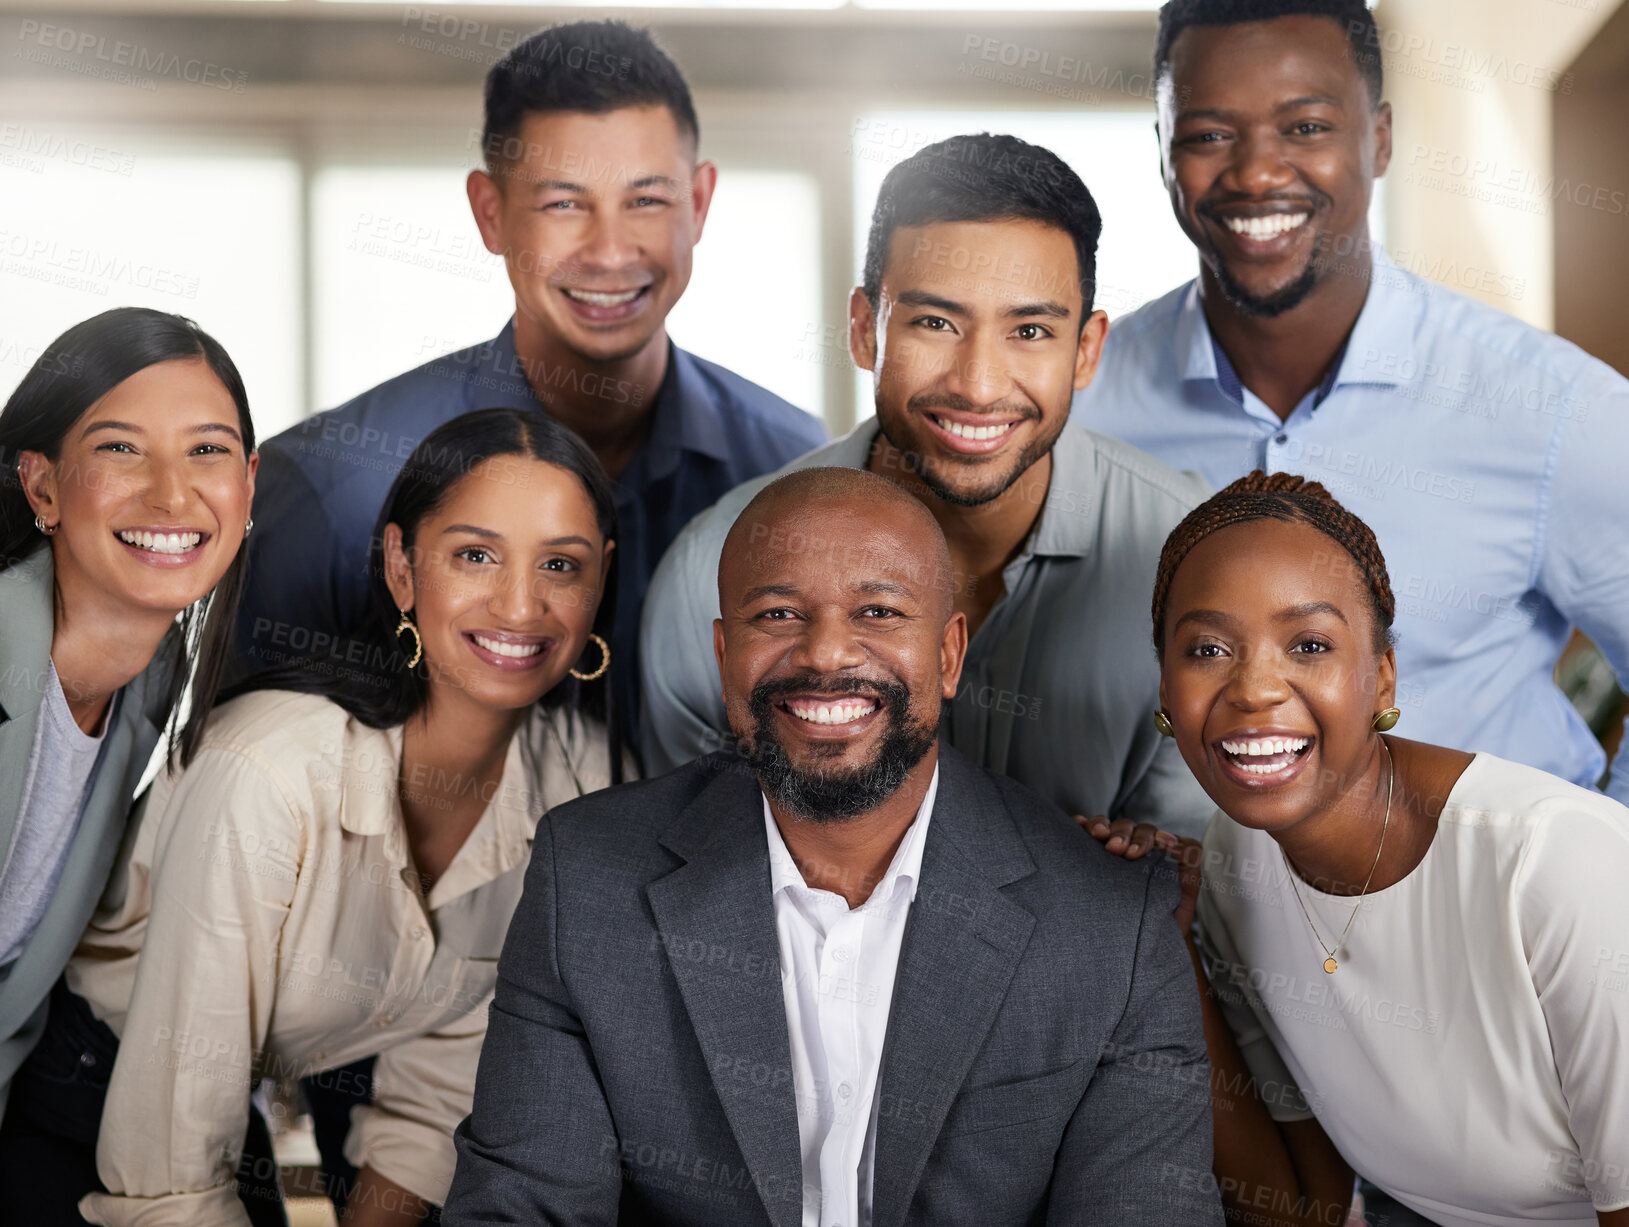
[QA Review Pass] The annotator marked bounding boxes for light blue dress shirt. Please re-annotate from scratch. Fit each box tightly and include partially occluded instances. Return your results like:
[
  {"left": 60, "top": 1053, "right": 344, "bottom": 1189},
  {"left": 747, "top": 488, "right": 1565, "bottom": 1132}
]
[{"left": 1074, "top": 249, "right": 1629, "bottom": 805}]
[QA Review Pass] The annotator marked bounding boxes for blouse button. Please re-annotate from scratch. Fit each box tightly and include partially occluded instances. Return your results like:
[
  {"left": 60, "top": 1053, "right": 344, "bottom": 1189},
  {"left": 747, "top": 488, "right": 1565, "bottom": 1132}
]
[
  {"left": 79, "top": 1051, "right": 97, "bottom": 1067},
  {"left": 411, "top": 927, "right": 427, "bottom": 941}
]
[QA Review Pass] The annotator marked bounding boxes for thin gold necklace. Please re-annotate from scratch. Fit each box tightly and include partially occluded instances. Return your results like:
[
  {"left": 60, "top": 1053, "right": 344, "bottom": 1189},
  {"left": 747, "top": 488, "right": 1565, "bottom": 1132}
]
[{"left": 1282, "top": 739, "right": 1394, "bottom": 974}]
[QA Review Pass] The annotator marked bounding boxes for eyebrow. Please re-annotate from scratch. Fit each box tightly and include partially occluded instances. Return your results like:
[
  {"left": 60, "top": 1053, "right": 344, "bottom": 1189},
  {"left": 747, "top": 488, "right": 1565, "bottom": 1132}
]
[
  {"left": 441, "top": 524, "right": 502, "bottom": 540},
  {"left": 1008, "top": 301, "right": 1072, "bottom": 321},
  {"left": 533, "top": 173, "right": 680, "bottom": 195},
  {"left": 1177, "top": 94, "right": 1344, "bottom": 124},
  {"left": 738, "top": 580, "right": 917, "bottom": 604},
  {"left": 895, "top": 289, "right": 968, "bottom": 316},
  {"left": 1274, "top": 600, "right": 1348, "bottom": 625},
  {"left": 80, "top": 420, "right": 242, "bottom": 443}
]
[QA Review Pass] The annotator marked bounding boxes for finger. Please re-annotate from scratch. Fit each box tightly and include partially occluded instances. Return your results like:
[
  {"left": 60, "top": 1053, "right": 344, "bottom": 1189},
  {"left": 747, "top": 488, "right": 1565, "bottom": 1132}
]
[
  {"left": 1101, "top": 817, "right": 1138, "bottom": 852},
  {"left": 1122, "top": 823, "right": 1160, "bottom": 860},
  {"left": 1076, "top": 814, "right": 1111, "bottom": 840}
]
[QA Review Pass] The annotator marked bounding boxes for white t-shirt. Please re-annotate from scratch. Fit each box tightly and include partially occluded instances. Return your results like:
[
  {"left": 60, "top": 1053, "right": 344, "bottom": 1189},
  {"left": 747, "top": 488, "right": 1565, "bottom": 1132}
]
[{"left": 1197, "top": 752, "right": 1629, "bottom": 1227}]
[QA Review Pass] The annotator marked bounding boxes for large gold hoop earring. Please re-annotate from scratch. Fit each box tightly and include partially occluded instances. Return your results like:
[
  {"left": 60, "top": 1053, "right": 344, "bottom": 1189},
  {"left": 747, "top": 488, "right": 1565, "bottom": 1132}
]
[
  {"left": 394, "top": 608, "right": 423, "bottom": 670},
  {"left": 1371, "top": 707, "right": 1401, "bottom": 732},
  {"left": 569, "top": 632, "right": 610, "bottom": 682}
]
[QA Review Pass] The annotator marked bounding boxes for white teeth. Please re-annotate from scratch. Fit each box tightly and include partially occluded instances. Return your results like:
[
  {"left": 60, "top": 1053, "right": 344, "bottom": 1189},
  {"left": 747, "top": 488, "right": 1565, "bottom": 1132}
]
[
  {"left": 1221, "top": 736, "right": 1311, "bottom": 758},
  {"left": 1224, "top": 213, "right": 1309, "bottom": 240},
  {"left": 786, "top": 698, "right": 878, "bottom": 726},
  {"left": 562, "top": 287, "right": 642, "bottom": 307},
  {"left": 937, "top": 417, "right": 1015, "bottom": 442},
  {"left": 118, "top": 529, "right": 201, "bottom": 554},
  {"left": 472, "top": 634, "right": 543, "bottom": 658}
]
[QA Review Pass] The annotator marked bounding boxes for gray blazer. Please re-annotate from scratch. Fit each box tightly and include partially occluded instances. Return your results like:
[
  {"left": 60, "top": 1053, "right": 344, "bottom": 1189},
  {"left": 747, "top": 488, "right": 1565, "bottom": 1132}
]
[
  {"left": 0, "top": 547, "right": 178, "bottom": 1115},
  {"left": 444, "top": 746, "right": 1223, "bottom": 1227}
]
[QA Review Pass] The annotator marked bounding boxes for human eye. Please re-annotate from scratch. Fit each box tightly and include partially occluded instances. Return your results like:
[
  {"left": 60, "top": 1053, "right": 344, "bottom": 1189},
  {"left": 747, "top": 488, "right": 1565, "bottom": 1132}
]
[
  {"left": 858, "top": 605, "right": 901, "bottom": 620},
  {"left": 454, "top": 546, "right": 495, "bottom": 565},
  {"left": 1290, "top": 121, "right": 1331, "bottom": 137},
  {"left": 96, "top": 440, "right": 138, "bottom": 454},
  {"left": 913, "top": 315, "right": 954, "bottom": 332},
  {"left": 1014, "top": 323, "right": 1053, "bottom": 341},
  {"left": 540, "top": 556, "right": 581, "bottom": 574},
  {"left": 191, "top": 443, "right": 231, "bottom": 456},
  {"left": 540, "top": 198, "right": 580, "bottom": 212},
  {"left": 1290, "top": 638, "right": 1332, "bottom": 655},
  {"left": 1185, "top": 640, "right": 1228, "bottom": 659},
  {"left": 631, "top": 194, "right": 671, "bottom": 208}
]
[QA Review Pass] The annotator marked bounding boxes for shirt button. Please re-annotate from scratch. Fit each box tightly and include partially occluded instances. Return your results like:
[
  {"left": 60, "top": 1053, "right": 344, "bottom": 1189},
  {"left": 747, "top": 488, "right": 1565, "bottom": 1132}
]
[
  {"left": 411, "top": 927, "right": 427, "bottom": 941},
  {"left": 79, "top": 1051, "right": 97, "bottom": 1067},
  {"left": 1274, "top": 432, "right": 1288, "bottom": 445},
  {"left": 838, "top": 1082, "right": 852, "bottom": 1100}
]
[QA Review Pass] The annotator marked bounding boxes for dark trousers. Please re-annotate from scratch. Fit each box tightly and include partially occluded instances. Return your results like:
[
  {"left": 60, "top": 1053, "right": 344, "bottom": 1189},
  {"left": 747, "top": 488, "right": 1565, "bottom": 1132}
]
[
  {"left": 301, "top": 1058, "right": 441, "bottom": 1225},
  {"left": 0, "top": 979, "right": 286, "bottom": 1227}
]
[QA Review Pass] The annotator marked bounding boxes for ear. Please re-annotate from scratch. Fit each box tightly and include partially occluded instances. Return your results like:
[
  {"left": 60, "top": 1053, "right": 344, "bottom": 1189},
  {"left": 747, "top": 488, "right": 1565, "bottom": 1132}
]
[
  {"left": 244, "top": 449, "right": 259, "bottom": 512},
  {"left": 1157, "top": 672, "right": 1169, "bottom": 718},
  {"left": 848, "top": 286, "right": 879, "bottom": 373},
  {"left": 689, "top": 160, "right": 719, "bottom": 242},
  {"left": 382, "top": 523, "right": 415, "bottom": 612},
  {"left": 1372, "top": 100, "right": 1393, "bottom": 180},
  {"left": 1073, "top": 309, "right": 1111, "bottom": 392},
  {"left": 467, "top": 168, "right": 506, "bottom": 256},
  {"left": 1374, "top": 643, "right": 1397, "bottom": 713},
  {"left": 712, "top": 617, "right": 728, "bottom": 709},
  {"left": 18, "top": 451, "right": 59, "bottom": 527},
  {"left": 939, "top": 611, "right": 969, "bottom": 702}
]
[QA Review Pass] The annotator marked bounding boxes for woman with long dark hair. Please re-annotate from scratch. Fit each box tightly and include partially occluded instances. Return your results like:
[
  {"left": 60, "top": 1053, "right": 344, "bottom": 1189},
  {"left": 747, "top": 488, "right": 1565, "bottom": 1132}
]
[
  {"left": 1092, "top": 472, "right": 1629, "bottom": 1227},
  {"left": 28, "top": 408, "right": 626, "bottom": 1227},
  {"left": 0, "top": 307, "right": 256, "bottom": 1117}
]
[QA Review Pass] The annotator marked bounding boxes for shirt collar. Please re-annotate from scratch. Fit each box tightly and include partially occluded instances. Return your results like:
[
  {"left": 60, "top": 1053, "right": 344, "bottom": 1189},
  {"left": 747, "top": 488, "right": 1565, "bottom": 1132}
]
[
  {"left": 763, "top": 762, "right": 940, "bottom": 907},
  {"left": 1176, "top": 246, "right": 1420, "bottom": 399},
  {"left": 834, "top": 419, "right": 1096, "bottom": 560},
  {"left": 334, "top": 705, "right": 552, "bottom": 905}
]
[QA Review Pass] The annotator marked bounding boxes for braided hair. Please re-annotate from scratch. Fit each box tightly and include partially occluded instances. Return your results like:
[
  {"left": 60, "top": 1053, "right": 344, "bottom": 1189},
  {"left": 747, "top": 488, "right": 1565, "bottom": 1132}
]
[{"left": 1151, "top": 471, "right": 1396, "bottom": 657}]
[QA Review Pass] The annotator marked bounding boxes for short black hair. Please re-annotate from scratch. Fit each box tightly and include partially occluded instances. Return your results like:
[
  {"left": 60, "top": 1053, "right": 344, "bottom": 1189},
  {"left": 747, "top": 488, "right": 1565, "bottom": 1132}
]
[
  {"left": 481, "top": 21, "right": 699, "bottom": 171},
  {"left": 861, "top": 133, "right": 1103, "bottom": 317},
  {"left": 1155, "top": 0, "right": 1383, "bottom": 105}
]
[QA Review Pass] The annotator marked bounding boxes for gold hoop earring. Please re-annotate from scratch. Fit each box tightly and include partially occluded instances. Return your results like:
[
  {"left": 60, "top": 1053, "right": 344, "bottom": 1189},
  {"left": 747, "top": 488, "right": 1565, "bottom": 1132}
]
[
  {"left": 1153, "top": 709, "right": 1174, "bottom": 738},
  {"left": 1371, "top": 707, "right": 1401, "bottom": 733},
  {"left": 394, "top": 608, "right": 423, "bottom": 670},
  {"left": 569, "top": 632, "right": 610, "bottom": 682}
]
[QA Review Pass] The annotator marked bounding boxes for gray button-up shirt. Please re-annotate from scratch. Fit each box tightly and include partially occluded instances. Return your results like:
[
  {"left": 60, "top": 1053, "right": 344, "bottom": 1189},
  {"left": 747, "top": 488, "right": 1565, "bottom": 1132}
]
[{"left": 638, "top": 421, "right": 1215, "bottom": 836}]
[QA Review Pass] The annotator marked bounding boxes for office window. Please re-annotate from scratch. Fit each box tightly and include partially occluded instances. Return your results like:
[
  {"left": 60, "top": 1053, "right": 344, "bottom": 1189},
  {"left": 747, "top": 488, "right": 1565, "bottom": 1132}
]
[
  {"left": 311, "top": 164, "right": 515, "bottom": 413},
  {"left": 667, "top": 168, "right": 824, "bottom": 416},
  {"left": 0, "top": 138, "right": 302, "bottom": 436}
]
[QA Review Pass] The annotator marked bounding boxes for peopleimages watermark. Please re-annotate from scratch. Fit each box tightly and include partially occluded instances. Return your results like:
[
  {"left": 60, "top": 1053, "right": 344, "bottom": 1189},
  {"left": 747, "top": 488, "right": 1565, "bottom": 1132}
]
[{"left": 14, "top": 19, "right": 249, "bottom": 92}]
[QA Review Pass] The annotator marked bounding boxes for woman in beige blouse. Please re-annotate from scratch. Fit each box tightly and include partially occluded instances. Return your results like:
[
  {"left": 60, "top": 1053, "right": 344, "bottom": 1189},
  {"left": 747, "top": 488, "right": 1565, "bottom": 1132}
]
[{"left": 44, "top": 408, "right": 625, "bottom": 1227}]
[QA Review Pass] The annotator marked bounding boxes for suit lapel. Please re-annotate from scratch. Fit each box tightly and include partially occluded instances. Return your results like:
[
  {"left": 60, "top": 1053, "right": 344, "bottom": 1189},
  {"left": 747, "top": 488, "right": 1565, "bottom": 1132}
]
[
  {"left": 871, "top": 748, "right": 1038, "bottom": 1227},
  {"left": 645, "top": 763, "right": 806, "bottom": 1227}
]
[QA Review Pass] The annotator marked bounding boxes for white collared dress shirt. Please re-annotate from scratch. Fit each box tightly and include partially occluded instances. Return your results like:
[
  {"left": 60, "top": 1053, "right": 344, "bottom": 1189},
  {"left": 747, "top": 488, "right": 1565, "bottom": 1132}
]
[{"left": 764, "top": 765, "right": 938, "bottom": 1227}]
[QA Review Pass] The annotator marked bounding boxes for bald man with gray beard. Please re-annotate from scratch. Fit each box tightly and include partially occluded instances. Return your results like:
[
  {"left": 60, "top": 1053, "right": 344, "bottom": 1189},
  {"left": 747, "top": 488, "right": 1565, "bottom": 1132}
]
[{"left": 444, "top": 468, "right": 1221, "bottom": 1227}]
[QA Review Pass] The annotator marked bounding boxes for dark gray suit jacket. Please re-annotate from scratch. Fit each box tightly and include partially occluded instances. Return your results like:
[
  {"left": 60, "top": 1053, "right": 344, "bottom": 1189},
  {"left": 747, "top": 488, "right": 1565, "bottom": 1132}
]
[{"left": 444, "top": 746, "right": 1222, "bottom": 1227}]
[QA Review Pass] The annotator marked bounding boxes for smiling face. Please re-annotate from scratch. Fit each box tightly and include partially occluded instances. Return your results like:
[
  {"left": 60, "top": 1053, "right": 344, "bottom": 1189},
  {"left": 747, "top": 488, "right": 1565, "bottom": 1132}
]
[
  {"left": 1158, "top": 14, "right": 1391, "bottom": 317},
  {"left": 715, "top": 492, "right": 966, "bottom": 822},
  {"left": 20, "top": 357, "right": 256, "bottom": 617},
  {"left": 384, "top": 455, "right": 612, "bottom": 715},
  {"left": 1158, "top": 516, "right": 1395, "bottom": 831},
  {"left": 850, "top": 218, "right": 1106, "bottom": 507},
  {"left": 467, "top": 105, "right": 716, "bottom": 367}
]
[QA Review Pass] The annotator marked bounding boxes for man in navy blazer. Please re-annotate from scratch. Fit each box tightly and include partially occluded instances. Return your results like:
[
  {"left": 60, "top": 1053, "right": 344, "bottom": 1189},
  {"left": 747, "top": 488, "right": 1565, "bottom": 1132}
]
[{"left": 444, "top": 467, "right": 1221, "bottom": 1227}]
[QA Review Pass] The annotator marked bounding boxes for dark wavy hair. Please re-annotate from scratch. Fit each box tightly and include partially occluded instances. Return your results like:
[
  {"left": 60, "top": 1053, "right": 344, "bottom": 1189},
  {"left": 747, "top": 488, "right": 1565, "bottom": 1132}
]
[
  {"left": 0, "top": 307, "right": 256, "bottom": 768},
  {"left": 230, "top": 407, "right": 624, "bottom": 780}
]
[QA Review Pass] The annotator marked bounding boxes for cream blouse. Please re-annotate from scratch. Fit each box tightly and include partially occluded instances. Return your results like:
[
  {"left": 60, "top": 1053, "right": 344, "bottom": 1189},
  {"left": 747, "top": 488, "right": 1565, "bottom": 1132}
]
[{"left": 66, "top": 688, "right": 621, "bottom": 1227}]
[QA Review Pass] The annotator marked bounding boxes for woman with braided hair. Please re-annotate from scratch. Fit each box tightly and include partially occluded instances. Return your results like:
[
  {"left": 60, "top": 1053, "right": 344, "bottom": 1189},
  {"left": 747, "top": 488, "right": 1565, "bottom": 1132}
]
[{"left": 1089, "top": 471, "right": 1629, "bottom": 1227}]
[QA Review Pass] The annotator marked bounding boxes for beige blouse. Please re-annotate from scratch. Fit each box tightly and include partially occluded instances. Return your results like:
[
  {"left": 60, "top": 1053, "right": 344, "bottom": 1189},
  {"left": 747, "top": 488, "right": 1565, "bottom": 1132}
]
[{"left": 67, "top": 688, "right": 621, "bottom": 1227}]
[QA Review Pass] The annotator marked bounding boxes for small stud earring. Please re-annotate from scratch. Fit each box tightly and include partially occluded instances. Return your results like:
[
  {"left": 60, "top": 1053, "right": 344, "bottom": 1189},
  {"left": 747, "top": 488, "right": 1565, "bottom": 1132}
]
[
  {"left": 1153, "top": 709, "right": 1174, "bottom": 738},
  {"left": 34, "top": 514, "right": 57, "bottom": 536},
  {"left": 1372, "top": 707, "right": 1401, "bottom": 732}
]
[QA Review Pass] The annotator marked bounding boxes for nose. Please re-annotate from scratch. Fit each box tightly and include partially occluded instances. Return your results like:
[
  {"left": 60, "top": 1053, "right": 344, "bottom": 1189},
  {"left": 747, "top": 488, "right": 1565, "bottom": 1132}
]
[
  {"left": 1226, "top": 127, "right": 1297, "bottom": 198},
  {"left": 939, "top": 327, "right": 1014, "bottom": 410},
  {"left": 489, "top": 564, "right": 547, "bottom": 624},
  {"left": 790, "top": 609, "right": 867, "bottom": 677},
  {"left": 142, "top": 456, "right": 190, "bottom": 516},
  {"left": 1223, "top": 642, "right": 1293, "bottom": 712},
  {"left": 578, "top": 203, "right": 638, "bottom": 273}
]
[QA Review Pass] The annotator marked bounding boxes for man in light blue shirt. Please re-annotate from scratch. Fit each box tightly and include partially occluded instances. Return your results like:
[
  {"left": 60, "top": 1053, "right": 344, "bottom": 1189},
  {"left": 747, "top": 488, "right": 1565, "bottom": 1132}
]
[{"left": 1076, "top": 0, "right": 1629, "bottom": 805}]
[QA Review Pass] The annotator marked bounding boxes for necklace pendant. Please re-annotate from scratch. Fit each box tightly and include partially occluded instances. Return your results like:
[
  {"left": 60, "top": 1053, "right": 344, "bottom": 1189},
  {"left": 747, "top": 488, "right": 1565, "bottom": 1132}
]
[{"left": 1323, "top": 956, "right": 1339, "bottom": 974}]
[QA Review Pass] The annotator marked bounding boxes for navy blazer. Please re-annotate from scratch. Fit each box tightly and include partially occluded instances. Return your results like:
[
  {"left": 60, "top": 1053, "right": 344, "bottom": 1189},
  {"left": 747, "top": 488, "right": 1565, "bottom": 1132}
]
[{"left": 444, "top": 746, "right": 1223, "bottom": 1227}]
